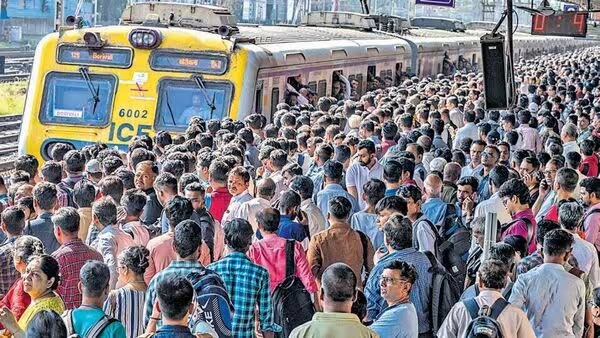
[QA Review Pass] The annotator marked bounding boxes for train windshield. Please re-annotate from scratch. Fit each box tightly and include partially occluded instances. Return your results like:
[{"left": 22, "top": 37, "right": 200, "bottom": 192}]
[
  {"left": 40, "top": 72, "right": 115, "bottom": 126},
  {"left": 155, "top": 79, "right": 232, "bottom": 130}
]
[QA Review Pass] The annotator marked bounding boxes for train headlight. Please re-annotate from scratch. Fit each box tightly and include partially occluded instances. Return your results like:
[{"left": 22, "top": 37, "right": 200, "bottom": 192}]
[
  {"left": 128, "top": 29, "right": 162, "bottom": 49},
  {"left": 83, "top": 32, "right": 104, "bottom": 48}
]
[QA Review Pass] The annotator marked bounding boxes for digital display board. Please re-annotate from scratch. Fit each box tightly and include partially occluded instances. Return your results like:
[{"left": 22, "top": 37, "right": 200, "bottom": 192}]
[
  {"left": 150, "top": 51, "right": 228, "bottom": 75},
  {"left": 57, "top": 45, "right": 132, "bottom": 68},
  {"left": 531, "top": 12, "right": 588, "bottom": 37}
]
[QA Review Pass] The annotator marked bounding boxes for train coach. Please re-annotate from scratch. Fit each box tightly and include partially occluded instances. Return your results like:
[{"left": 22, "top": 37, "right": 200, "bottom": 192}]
[{"left": 17, "top": 2, "right": 598, "bottom": 161}]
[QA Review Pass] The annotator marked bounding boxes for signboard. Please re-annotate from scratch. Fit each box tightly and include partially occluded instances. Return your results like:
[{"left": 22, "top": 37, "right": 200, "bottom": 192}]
[
  {"left": 415, "top": 0, "right": 455, "bottom": 8},
  {"left": 57, "top": 46, "right": 132, "bottom": 68},
  {"left": 150, "top": 51, "right": 228, "bottom": 75},
  {"left": 563, "top": 3, "right": 579, "bottom": 11},
  {"left": 531, "top": 12, "right": 588, "bottom": 37}
]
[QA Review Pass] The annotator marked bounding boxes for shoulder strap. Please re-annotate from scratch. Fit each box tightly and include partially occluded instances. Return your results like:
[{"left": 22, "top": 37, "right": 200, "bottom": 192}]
[
  {"left": 357, "top": 230, "right": 369, "bottom": 269},
  {"left": 501, "top": 282, "right": 514, "bottom": 299},
  {"left": 569, "top": 266, "right": 585, "bottom": 278},
  {"left": 86, "top": 314, "right": 119, "bottom": 338},
  {"left": 488, "top": 298, "right": 510, "bottom": 320},
  {"left": 474, "top": 283, "right": 480, "bottom": 296},
  {"left": 62, "top": 309, "right": 75, "bottom": 337},
  {"left": 463, "top": 298, "right": 480, "bottom": 320},
  {"left": 423, "top": 250, "right": 438, "bottom": 271},
  {"left": 285, "top": 239, "right": 295, "bottom": 278},
  {"left": 520, "top": 217, "right": 533, "bottom": 245}
]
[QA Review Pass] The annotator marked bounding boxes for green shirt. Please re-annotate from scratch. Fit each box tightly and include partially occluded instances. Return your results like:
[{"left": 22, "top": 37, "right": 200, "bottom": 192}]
[
  {"left": 71, "top": 307, "right": 126, "bottom": 338},
  {"left": 290, "top": 312, "right": 379, "bottom": 338}
]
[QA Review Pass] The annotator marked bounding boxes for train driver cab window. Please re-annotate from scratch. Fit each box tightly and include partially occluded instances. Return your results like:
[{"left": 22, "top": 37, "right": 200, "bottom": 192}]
[
  {"left": 40, "top": 72, "right": 115, "bottom": 126},
  {"left": 155, "top": 78, "right": 232, "bottom": 131}
]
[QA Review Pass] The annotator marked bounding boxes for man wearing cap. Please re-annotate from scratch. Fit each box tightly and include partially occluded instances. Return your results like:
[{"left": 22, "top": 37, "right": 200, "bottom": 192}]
[{"left": 85, "top": 159, "right": 103, "bottom": 185}]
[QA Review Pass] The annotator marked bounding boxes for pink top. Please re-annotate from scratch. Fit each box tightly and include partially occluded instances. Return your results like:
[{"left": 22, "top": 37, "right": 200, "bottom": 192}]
[{"left": 247, "top": 234, "right": 318, "bottom": 293}]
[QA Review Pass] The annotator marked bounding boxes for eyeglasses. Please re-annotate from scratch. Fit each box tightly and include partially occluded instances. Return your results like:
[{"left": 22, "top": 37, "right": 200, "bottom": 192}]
[
  {"left": 379, "top": 276, "right": 408, "bottom": 286},
  {"left": 543, "top": 170, "right": 558, "bottom": 175}
]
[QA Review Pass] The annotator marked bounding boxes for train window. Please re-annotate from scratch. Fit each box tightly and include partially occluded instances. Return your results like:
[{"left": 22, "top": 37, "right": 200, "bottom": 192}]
[
  {"left": 438, "top": 63, "right": 441, "bottom": 74},
  {"left": 39, "top": 72, "right": 116, "bottom": 127},
  {"left": 271, "top": 87, "right": 279, "bottom": 115},
  {"left": 308, "top": 81, "right": 317, "bottom": 93},
  {"left": 155, "top": 78, "right": 233, "bottom": 131},
  {"left": 380, "top": 70, "right": 386, "bottom": 78},
  {"left": 255, "top": 88, "right": 263, "bottom": 114},
  {"left": 367, "top": 65, "right": 376, "bottom": 78},
  {"left": 317, "top": 80, "right": 327, "bottom": 98},
  {"left": 386, "top": 70, "right": 393, "bottom": 78},
  {"left": 395, "top": 63, "right": 402, "bottom": 85}
]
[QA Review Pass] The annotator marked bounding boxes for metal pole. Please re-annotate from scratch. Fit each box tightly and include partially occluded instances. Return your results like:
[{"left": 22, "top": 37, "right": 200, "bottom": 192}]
[
  {"left": 482, "top": 212, "right": 498, "bottom": 262},
  {"left": 506, "top": 0, "right": 515, "bottom": 110}
]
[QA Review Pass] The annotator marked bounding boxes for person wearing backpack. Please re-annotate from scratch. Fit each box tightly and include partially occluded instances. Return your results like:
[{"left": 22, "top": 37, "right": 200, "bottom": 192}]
[
  {"left": 438, "top": 259, "right": 534, "bottom": 338},
  {"left": 208, "top": 218, "right": 282, "bottom": 337},
  {"left": 63, "top": 261, "right": 126, "bottom": 337},
  {"left": 364, "top": 214, "right": 434, "bottom": 336}
]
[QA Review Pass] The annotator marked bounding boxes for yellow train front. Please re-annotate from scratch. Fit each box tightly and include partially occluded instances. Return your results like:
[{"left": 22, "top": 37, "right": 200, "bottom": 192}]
[{"left": 19, "top": 3, "right": 250, "bottom": 160}]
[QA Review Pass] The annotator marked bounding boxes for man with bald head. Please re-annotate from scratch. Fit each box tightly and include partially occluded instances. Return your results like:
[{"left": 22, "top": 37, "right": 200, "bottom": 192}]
[
  {"left": 422, "top": 174, "right": 447, "bottom": 225},
  {"left": 234, "top": 178, "right": 276, "bottom": 232},
  {"left": 442, "top": 162, "right": 462, "bottom": 204}
]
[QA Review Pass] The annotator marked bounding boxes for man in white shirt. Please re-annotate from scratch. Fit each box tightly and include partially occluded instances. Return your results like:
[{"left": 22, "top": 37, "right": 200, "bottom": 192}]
[
  {"left": 221, "top": 166, "right": 253, "bottom": 225},
  {"left": 439, "top": 260, "right": 534, "bottom": 338},
  {"left": 561, "top": 123, "right": 581, "bottom": 157},
  {"left": 290, "top": 176, "right": 327, "bottom": 238},
  {"left": 559, "top": 201, "right": 600, "bottom": 289},
  {"left": 234, "top": 178, "right": 275, "bottom": 233},
  {"left": 453, "top": 110, "right": 479, "bottom": 149},
  {"left": 346, "top": 139, "right": 383, "bottom": 210},
  {"left": 509, "top": 229, "right": 586, "bottom": 338},
  {"left": 473, "top": 165, "right": 512, "bottom": 224}
]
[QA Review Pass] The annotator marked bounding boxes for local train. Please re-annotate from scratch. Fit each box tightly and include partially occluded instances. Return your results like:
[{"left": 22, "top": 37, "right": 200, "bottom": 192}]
[{"left": 18, "top": 2, "right": 598, "bottom": 160}]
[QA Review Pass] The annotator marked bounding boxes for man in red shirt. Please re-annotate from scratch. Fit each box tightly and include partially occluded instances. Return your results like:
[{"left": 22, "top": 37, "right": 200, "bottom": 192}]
[
  {"left": 579, "top": 139, "right": 598, "bottom": 177},
  {"left": 543, "top": 168, "right": 579, "bottom": 223},
  {"left": 52, "top": 207, "right": 103, "bottom": 309},
  {"left": 248, "top": 207, "right": 317, "bottom": 293},
  {"left": 208, "top": 160, "right": 232, "bottom": 223}
]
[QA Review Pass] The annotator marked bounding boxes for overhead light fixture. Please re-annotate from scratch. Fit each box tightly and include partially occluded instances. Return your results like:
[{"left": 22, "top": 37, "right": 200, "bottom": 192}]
[{"left": 515, "top": 0, "right": 555, "bottom": 16}]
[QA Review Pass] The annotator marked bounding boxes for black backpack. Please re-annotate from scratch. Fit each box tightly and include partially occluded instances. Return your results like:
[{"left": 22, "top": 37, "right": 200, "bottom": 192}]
[
  {"left": 424, "top": 251, "right": 462, "bottom": 336},
  {"left": 272, "top": 240, "right": 315, "bottom": 338},
  {"left": 463, "top": 298, "right": 509, "bottom": 338},
  {"left": 62, "top": 309, "right": 119, "bottom": 338},
  {"left": 421, "top": 206, "right": 470, "bottom": 287}
]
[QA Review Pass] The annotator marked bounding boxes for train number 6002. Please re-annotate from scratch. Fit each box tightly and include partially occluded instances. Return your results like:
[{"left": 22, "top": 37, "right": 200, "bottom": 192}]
[{"left": 118, "top": 108, "right": 148, "bottom": 119}]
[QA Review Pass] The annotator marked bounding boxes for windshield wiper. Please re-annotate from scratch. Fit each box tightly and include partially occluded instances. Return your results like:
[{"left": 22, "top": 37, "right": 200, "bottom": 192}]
[
  {"left": 78, "top": 67, "right": 100, "bottom": 115},
  {"left": 191, "top": 74, "right": 217, "bottom": 117},
  {"left": 164, "top": 91, "right": 177, "bottom": 125}
]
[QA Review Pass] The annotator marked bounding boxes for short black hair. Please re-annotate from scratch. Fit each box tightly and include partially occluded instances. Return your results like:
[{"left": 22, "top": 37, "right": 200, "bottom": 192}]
[
  {"left": 321, "top": 263, "right": 356, "bottom": 302},
  {"left": 489, "top": 165, "right": 510, "bottom": 189},
  {"left": 223, "top": 218, "right": 254, "bottom": 252},
  {"left": 556, "top": 167, "right": 579, "bottom": 193},
  {"left": 376, "top": 196, "right": 408, "bottom": 215},
  {"left": 383, "top": 214, "right": 412, "bottom": 250},
  {"left": 323, "top": 160, "right": 344, "bottom": 182},
  {"left": 398, "top": 184, "right": 422, "bottom": 203},
  {"left": 256, "top": 208, "right": 280, "bottom": 233},
  {"left": 457, "top": 176, "right": 479, "bottom": 192},
  {"left": 51, "top": 207, "right": 80, "bottom": 235},
  {"left": 363, "top": 179, "right": 386, "bottom": 206},
  {"left": 478, "top": 259, "right": 509, "bottom": 290},
  {"left": 80, "top": 260, "right": 110, "bottom": 297},
  {"left": 383, "top": 260, "right": 418, "bottom": 286},
  {"left": 154, "top": 172, "right": 178, "bottom": 195},
  {"left": 543, "top": 229, "right": 574, "bottom": 257},
  {"left": 279, "top": 190, "right": 301, "bottom": 214},
  {"left": 33, "top": 182, "right": 57, "bottom": 211},
  {"left": 73, "top": 179, "right": 96, "bottom": 208},
  {"left": 209, "top": 160, "right": 230, "bottom": 183},
  {"left": 25, "top": 310, "right": 67, "bottom": 338},
  {"left": 15, "top": 154, "right": 38, "bottom": 178},
  {"left": 383, "top": 159, "right": 402, "bottom": 184},
  {"left": 40, "top": 161, "right": 62, "bottom": 184},
  {"left": 535, "top": 219, "right": 561, "bottom": 246},
  {"left": 329, "top": 196, "right": 353, "bottom": 220},
  {"left": 1, "top": 206, "right": 25, "bottom": 236},
  {"left": 121, "top": 189, "right": 147, "bottom": 217},
  {"left": 558, "top": 201, "right": 584, "bottom": 230},
  {"left": 290, "top": 176, "right": 314, "bottom": 200},
  {"left": 99, "top": 176, "right": 124, "bottom": 205},
  {"left": 92, "top": 197, "right": 117, "bottom": 227},
  {"left": 581, "top": 177, "right": 600, "bottom": 198},
  {"left": 174, "top": 220, "right": 203, "bottom": 258},
  {"left": 498, "top": 178, "right": 529, "bottom": 204},
  {"left": 358, "top": 139, "right": 376, "bottom": 154},
  {"left": 157, "top": 275, "right": 194, "bottom": 320},
  {"left": 165, "top": 196, "right": 193, "bottom": 230}
]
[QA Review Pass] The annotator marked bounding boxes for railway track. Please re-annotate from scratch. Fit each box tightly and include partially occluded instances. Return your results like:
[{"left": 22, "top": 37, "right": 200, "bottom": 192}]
[{"left": 0, "top": 114, "right": 22, "bottom": 175}]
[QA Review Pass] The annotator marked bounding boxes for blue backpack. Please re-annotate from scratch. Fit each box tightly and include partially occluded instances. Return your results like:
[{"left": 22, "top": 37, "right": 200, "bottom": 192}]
[{"left": 187, "top": 270, "right": 235, "bottom": 338}]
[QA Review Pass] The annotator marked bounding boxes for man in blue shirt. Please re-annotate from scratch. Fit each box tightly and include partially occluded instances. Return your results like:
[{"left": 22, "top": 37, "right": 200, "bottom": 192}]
[
  {"left": 422, "top": 174, "right": 447, "bottom": 225},
  {"left": 351, "top": 179, "right": 386, "bottom": 250},
  {"left": 153, "top": 275, "right": 217, "bottom": 338},
  {"left": 316, "top": 160, "right": 359, "bottom": 223},
  {"left": 68, "top": 261, "right": 126, "bottom": 337},
  {"left": 277, "top": 190, "right": 308, "bottom": 243}
]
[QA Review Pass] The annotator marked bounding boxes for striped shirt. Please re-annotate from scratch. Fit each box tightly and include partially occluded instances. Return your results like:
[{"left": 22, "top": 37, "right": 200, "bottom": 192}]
[
  {"left": 0, "top": 237, "right": 18, "bottom": 297},
  {"left": 104, "top": 287, "right": 146, "bottom": 338}
]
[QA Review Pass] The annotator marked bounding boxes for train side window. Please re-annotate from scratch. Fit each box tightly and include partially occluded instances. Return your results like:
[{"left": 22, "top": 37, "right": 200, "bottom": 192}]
[
  {"left": 271, "top": 87, "right": 279, "bottom": 115},
  {"left": 395, "top": 63, "right": 402, "bottom": 85},
  {"left": 386, "top": 69, "right": 393, "bottom": 78},
  {"left": 317, "top": 80, "right": 327, "bottom": 97},
  {"left": 437, "top": 63, "right": 441, "bottom": 74},
  {"left": 367, "top": 65, "right": 376, "bottom": 78},
  {"left": 472, "top": 53, "right": 477, "bottom": 64},
  {"left": 308, "top": 81, "right": 317, "bottom": 93},
  {"left": 379, "top": 70, "right": 386, "bottom": 78},
  {"left": 255, "top": 82, "right": 263, "bottom": 114}
]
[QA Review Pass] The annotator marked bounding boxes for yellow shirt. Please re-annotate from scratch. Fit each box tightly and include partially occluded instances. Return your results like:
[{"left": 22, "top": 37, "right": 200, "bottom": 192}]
[
  {"left": 17, "top": 295, "right": 65, "bottom": 330},
  {"left": 289, "top": 312, "right": 379, "bottom": 338}
]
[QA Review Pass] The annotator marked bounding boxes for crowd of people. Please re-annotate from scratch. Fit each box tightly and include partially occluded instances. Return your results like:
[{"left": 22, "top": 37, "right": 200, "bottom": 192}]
[{"left": 0, "top": 46, "right": 600, "bottom": 338}]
